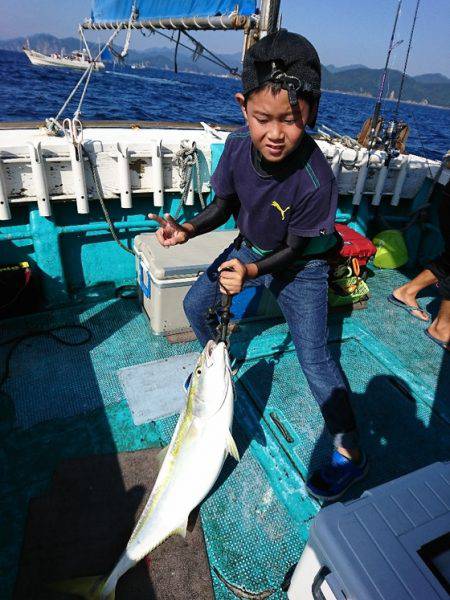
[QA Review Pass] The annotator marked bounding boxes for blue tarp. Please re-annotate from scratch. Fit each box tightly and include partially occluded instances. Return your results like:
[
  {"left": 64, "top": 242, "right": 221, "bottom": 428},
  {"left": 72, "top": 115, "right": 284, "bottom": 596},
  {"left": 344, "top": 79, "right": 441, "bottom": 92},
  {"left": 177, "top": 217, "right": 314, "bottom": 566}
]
[{"left": 91, "top": 0, "right": 256, "bottom": 23}]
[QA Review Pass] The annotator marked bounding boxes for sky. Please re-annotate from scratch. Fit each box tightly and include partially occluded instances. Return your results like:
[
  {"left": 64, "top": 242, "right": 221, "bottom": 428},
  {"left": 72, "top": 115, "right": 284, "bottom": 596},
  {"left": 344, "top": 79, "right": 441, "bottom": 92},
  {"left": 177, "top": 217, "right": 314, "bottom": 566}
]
[{"left": 1, "top": 0, "right": 449, "bottom": 76}]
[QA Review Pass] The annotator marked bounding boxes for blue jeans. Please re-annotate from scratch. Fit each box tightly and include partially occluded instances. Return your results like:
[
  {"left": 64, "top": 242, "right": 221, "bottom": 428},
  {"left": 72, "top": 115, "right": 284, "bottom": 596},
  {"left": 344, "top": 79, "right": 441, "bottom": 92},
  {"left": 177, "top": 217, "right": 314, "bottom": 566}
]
[{"left": 183, "top": 242, "right": 358, "bottom": 450}]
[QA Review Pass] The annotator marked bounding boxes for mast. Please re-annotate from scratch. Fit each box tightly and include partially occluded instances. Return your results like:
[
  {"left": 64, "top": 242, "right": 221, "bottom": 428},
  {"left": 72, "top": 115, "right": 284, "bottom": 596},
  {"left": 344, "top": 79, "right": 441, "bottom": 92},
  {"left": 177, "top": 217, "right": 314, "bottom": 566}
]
[{"left": 259, "top": 0, "right": 281, "bottom": 38}]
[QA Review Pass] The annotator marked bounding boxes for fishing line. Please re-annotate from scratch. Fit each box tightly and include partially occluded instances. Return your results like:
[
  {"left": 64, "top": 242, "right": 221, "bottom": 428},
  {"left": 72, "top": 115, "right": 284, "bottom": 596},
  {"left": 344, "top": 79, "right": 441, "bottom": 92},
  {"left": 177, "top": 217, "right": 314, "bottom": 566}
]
[
  {"left": 409, "top": 110, "right": 433, "bottom": 178},
  {"left": 393, "top": 0, "right": 421, "bottom": 122}
]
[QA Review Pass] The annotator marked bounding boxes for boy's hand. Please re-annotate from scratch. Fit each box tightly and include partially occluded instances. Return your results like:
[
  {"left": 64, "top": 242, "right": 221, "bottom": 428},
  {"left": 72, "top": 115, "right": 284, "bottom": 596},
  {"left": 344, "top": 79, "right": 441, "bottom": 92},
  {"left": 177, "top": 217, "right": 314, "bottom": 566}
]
[
  {"left": 219, "top": 258, "right": 257, "bottom": 295},
  {"left": 148, "top": 213, "right": 194, "bottom": 247}
]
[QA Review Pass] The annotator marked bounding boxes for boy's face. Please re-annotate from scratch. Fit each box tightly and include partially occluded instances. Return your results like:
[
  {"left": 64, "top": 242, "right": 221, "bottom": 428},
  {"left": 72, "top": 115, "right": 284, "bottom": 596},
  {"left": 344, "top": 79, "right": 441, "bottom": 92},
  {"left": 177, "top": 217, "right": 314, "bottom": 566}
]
[{"left": 236, "top": 87, "right": 312, "bottom": 163}]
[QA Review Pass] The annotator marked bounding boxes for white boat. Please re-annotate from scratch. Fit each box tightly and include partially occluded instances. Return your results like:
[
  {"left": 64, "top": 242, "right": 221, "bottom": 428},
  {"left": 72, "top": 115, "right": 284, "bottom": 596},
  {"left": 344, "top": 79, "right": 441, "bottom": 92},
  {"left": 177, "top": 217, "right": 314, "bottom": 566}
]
[{"left": 23, "top": 47, "right": 105, "bottom": 71}]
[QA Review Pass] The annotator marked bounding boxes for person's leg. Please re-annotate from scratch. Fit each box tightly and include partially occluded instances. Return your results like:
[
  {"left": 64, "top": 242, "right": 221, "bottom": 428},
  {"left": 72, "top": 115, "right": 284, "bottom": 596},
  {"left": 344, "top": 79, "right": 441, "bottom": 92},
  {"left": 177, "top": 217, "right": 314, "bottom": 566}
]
[
  {"left": 392, "top": 269, "right": 437, "bottom": 321},
  {"left": 427, "top": 299, "right": 450, "bottom": 348},
  {"left": 270, "top": 260, "right": 367, "bottom": 499},
  {"left": 393, "top": 181, "right": 450, "bottom": 322}
]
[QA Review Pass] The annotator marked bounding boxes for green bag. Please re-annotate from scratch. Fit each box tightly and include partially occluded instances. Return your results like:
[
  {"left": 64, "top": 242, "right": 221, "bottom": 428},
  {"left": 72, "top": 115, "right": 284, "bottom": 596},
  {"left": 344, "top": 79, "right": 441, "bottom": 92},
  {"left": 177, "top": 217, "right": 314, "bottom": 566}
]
[
  {"left": 328, "top": 274, "right": 370, "bottom": 307},
  {"left": 372, "top": 230, "right": 408, "bottom": 269}
]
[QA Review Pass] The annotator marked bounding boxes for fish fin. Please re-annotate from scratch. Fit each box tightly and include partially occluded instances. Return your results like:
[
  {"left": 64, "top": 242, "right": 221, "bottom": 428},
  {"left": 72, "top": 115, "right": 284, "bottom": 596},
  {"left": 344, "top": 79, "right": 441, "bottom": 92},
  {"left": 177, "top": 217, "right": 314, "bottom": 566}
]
[
  {"left": 172, "top": 517, "right": 189, "bottom": 539},
  {"left": 157, "top": 445, "right": 169, "bottom": 467},
  {"left": 47, "top": 575, "right": 112, "bottom": 599},
  {"left": 226, "top": 430, "right": 240, "bottom": 461}
]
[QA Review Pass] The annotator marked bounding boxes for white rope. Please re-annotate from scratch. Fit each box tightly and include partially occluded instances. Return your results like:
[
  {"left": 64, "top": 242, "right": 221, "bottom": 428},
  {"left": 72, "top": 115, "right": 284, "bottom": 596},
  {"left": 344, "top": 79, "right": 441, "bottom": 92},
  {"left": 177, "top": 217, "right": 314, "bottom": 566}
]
[
  {"left": 74, "top": 63, "right": 94, "bottom": 119},
  {"left": 173, "top": 140, "right": 205, "bottom": 218},
  {"left": 46, "top": 28, "right": 121, "bottom": 133},
  {"left": 78, "top": 25, "right": 93, "bottom": 60},
  {"left": 120, "top": 5, "right": 136, "bottom": 58}
]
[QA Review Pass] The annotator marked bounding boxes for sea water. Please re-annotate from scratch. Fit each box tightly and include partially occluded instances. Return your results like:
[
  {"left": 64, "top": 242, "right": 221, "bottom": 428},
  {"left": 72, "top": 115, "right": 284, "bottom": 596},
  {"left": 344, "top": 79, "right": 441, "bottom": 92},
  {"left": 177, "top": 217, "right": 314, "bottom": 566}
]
[{"left": 1, "top": 50, "right": 449, "bottom": 161}]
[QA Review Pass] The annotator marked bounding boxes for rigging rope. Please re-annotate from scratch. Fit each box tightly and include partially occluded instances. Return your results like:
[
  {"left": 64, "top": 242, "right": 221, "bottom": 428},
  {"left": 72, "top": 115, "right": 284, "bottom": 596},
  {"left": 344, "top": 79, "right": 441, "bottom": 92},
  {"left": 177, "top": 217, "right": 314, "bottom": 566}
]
[
  {"left": 136, "top": 23, "right": 239, "bottom": 75},
  {"left": 173, "top": 141, "right": 206, "bottom": 219},
  {"left": 120, "top": 5, "right": 137, "bottom": 58},
  {"left": 74, "top": 64, "right": 94, "bottom": 119},
  {"left": 174, "top": 30, "right": 181, "bottom": 73},
  {"left": 46, "top": 28, "right": 121, "bottom": 133},
  {"left": 83, "top": 148, "right": 135, "bottom": 256}
]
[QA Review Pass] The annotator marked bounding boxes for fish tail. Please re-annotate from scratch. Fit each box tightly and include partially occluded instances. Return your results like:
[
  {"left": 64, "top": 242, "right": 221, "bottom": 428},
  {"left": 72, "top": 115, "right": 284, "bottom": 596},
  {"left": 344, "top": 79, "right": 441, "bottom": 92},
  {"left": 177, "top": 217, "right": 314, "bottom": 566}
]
[{"left": 47, "top": 575, "right": 114, "bottom": 599}]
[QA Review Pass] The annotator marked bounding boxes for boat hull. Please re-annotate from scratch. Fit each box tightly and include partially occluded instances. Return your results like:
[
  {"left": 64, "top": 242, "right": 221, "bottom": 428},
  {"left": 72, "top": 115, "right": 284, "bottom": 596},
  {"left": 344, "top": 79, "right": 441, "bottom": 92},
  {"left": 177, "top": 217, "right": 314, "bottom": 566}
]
[{"left": 23, "top": 49, "right": 105, "bottom": 71}]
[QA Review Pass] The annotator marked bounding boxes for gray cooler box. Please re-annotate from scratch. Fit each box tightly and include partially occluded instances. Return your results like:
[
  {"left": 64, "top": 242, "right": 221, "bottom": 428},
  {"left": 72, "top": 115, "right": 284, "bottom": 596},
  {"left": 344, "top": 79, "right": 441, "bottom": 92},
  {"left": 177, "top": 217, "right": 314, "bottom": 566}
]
[
  {"left": 134, "top": 230, "right": 281, "bottom": 335},
  {"left": 288, "top": 461, "right": 450, "bottom": 600}
]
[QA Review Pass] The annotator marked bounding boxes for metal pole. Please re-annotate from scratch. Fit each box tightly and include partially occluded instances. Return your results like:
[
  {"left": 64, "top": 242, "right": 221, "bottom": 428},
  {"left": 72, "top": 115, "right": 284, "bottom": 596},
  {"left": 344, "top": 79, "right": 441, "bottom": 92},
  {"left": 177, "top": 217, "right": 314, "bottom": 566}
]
[{"left": 82, "top": 15, "right": 255, "bottom": 31}]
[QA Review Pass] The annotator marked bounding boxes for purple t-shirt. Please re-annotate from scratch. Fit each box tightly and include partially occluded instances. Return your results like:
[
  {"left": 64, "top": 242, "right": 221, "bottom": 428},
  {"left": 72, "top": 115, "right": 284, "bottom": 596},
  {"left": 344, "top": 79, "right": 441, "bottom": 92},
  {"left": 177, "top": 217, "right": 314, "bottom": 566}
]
[{"left": 210, "top": 127, "right": 338, "bottom": 252}]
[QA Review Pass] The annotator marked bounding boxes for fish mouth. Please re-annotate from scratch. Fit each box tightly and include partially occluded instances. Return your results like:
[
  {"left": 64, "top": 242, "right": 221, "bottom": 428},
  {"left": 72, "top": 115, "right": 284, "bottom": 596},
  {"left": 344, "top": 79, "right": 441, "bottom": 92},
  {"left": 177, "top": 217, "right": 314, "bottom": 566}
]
[
  {"left": 204, "top": 339, "right": 228, "bottom": 369},
  {"left": 204, "top": 339, "right": 217, "bottom": 367}
]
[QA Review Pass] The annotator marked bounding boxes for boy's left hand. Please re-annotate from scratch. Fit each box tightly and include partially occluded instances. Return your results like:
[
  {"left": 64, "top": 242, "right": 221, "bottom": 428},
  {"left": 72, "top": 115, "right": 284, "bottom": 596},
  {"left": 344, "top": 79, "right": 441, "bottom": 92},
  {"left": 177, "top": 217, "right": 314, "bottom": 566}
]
[{"left": 218, "top": 259, "right": 248, "bottom": 295}]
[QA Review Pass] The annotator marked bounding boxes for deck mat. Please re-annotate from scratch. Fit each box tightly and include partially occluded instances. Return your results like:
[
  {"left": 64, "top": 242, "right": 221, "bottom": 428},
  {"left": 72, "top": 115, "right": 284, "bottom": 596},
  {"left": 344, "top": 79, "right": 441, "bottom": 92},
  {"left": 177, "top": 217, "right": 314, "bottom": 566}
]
[
  {"left": 238, "top": 336, "right": 450, "bottom": 498},
  {"left": 14, "top": 449, "right": 213, "bottom": 600},
  {"left": 348, "top": 268, "right": 449, "bottom": 420},
  {"left": 156, "top": 412, "right": 313, "bottom": 599},
  {"left": 1, "top": 266, "right": 449, "bottom": 599},
  {"left": 1, "top": 299, "right": 199, "bottom": 429}
]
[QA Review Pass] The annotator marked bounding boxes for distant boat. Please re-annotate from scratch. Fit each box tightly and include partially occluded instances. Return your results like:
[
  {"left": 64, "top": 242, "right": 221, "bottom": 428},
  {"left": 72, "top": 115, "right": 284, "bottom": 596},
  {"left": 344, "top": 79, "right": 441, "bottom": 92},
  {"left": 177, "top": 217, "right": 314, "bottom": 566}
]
[
  {"left": 131, "top": 61, "right": 147, "bottom": 70},
  {"left": 23, "top": 44, "right": 105, "bottom": 71}
]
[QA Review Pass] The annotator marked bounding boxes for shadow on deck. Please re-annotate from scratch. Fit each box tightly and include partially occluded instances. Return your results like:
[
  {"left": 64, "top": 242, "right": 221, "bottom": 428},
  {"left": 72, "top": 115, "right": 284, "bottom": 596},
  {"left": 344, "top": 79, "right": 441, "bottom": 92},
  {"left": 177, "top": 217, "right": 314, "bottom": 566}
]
[{"left": 0, "top": 266, "right": 448, "bottom": 599}]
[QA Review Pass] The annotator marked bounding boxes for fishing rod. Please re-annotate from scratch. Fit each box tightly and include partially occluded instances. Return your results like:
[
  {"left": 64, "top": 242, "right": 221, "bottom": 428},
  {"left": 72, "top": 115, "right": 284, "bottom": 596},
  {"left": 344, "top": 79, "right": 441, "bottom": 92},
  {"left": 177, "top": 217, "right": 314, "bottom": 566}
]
[
  {"left": 393, "top": 0, "right": 421, "bottom": 122},
  {"left": 368, "top": 0, "right": 403, "bottom": 151},
  {"left": 382, "top": 0, "right": 421, "bottom": 163}
]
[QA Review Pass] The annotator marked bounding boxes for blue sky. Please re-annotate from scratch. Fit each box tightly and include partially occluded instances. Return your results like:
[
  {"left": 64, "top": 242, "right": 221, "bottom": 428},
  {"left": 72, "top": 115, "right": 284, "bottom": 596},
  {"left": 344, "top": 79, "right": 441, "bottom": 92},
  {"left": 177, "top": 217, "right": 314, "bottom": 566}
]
[{"left": 1, "top": 0, "right": 449, "bottom": 76}]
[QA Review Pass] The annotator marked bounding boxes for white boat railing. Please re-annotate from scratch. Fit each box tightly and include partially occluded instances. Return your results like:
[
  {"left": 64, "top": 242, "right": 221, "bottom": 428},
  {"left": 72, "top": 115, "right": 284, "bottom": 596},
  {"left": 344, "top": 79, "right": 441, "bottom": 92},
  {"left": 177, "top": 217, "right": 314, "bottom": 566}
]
[{"left": 0, "top": 125, "right": 447, "bottom": 221}]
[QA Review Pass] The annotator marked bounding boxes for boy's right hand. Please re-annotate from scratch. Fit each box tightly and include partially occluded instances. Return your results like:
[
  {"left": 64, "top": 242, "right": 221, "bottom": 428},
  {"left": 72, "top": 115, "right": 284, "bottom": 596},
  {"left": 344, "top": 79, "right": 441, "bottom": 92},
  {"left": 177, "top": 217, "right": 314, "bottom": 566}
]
[{"left": 148, "top": 213, "right": 193, "bottom": 247}]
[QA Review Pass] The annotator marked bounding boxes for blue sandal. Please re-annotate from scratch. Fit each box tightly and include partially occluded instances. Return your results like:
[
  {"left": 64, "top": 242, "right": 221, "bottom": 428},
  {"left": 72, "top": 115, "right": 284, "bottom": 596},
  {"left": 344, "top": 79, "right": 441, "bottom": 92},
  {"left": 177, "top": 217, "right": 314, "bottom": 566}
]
[
  {"left": 387, "top": 294, "right": 430, "bottom": 321},
  {"left": 425, "top": 329, "right": 450, "bottom": 351}
]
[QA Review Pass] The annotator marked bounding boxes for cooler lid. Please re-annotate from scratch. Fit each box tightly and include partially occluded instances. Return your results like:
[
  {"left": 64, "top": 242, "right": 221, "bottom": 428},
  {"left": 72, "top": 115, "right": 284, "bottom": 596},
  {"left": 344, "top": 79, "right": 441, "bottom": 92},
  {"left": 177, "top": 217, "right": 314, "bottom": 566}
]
[{"left": 134, "top": 230, "right": 238, "bottom": 280}]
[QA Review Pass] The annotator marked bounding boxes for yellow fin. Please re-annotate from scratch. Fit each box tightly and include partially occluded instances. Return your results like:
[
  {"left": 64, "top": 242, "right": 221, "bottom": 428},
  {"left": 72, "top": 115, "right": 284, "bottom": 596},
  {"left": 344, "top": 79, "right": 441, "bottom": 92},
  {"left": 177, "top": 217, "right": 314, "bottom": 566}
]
[
  {"left": 157, "top": 445, "right": 169, "bottom": 467},
  {"left": 47, "top": 575, "right": 112, "bottom": 599},
  {"left": 172, "top": 517, "right": 189, "bottom": 538},
  {"left": 226, "top": 431, "right": 240, "bottom": 461}
]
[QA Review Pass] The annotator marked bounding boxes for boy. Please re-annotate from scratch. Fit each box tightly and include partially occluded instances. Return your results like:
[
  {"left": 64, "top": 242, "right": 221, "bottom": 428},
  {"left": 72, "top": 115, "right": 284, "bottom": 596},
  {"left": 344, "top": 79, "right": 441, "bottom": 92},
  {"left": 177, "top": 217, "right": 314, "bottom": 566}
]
[{"left": 149, "top": 30, "right": 368, "bottom": 500}]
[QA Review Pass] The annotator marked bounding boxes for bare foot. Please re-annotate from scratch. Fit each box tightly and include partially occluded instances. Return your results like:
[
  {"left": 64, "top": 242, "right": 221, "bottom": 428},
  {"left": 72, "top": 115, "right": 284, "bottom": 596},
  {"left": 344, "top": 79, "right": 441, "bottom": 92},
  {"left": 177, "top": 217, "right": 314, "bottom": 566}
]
[
  {"left": 392, "top": 285, "right": 430, "bottom": 321},
  {"left": 427, "top": 321, "right": 450, "bottom": 346}
]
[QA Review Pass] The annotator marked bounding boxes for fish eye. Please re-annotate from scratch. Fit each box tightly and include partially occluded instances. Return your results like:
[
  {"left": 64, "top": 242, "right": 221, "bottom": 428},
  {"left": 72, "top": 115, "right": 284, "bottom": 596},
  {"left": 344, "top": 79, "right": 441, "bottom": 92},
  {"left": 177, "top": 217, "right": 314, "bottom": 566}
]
[{"left": 196, "top": 368, "right": 202, "bottom": 375}]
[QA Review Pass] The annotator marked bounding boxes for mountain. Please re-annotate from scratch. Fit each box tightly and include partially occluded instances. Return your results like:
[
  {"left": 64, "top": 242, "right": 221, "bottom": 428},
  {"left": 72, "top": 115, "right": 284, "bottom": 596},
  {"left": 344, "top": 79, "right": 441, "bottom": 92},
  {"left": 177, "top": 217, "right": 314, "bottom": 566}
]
[
  {"left": 326, "top": 64, "right": 368, "bottom": 74},
  {"left": 0, "top": 33, "right": 80, "bottom": 54},
  {"left": 414, "top": 73, "right": 450, "bottom": 84},
  {"left": 2, "top": 34, "right": 449, "bottom": 106},
  {"left": 321, "top": 65, "right": 450, "bottom": 107}
]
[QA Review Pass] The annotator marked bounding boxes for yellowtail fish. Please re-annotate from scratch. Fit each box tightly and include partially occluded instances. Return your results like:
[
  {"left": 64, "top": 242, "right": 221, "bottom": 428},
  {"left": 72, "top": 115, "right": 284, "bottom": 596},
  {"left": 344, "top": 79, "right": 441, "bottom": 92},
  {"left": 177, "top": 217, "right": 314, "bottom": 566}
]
[{"left": 52, "top": 339, "right": 239, "bottom": 599}]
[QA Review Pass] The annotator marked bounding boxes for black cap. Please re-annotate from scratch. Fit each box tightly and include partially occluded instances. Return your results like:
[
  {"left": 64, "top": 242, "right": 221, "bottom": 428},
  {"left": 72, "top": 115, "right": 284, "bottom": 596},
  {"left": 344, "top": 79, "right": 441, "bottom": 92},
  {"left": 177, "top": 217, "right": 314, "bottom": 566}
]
[{"left": 242, "top": 29, "right": 321, "bottom": 106}]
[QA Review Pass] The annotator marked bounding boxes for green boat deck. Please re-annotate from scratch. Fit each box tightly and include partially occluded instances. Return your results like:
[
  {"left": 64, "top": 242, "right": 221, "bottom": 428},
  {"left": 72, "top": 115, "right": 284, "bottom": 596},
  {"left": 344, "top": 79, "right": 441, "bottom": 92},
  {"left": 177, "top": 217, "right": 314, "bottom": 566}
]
[{"left": 1, "top": 267, "right": 449, "bottom": 599}]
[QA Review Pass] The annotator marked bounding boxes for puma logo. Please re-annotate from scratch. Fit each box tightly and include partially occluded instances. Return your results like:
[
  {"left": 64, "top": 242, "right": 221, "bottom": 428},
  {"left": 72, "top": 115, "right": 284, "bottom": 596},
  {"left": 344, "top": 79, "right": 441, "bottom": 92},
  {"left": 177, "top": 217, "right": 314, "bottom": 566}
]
[{"left": 271, "top": 201, "right": 291, "bottom": 220}]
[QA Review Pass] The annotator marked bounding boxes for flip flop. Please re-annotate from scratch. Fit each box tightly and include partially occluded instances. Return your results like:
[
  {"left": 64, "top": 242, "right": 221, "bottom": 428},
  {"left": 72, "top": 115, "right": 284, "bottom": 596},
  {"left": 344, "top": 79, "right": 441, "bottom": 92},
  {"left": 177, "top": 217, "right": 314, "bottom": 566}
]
[
  {"left": 425, "top": 329, "right": 450, "bottom": 351},
  {"left": 387, "top": 294, "right": 430, "bottom": 321}
]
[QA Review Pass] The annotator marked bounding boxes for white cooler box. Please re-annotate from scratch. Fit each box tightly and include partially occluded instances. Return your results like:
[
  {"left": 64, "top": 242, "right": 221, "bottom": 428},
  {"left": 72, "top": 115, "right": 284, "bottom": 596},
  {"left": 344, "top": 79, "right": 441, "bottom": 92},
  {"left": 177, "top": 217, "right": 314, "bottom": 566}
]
[
  {"left": 134, "top": 230, "right": 281, "bottom": 335},
  {"left": 288, "top": 461, "right": 450, "bottom": 600}
]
